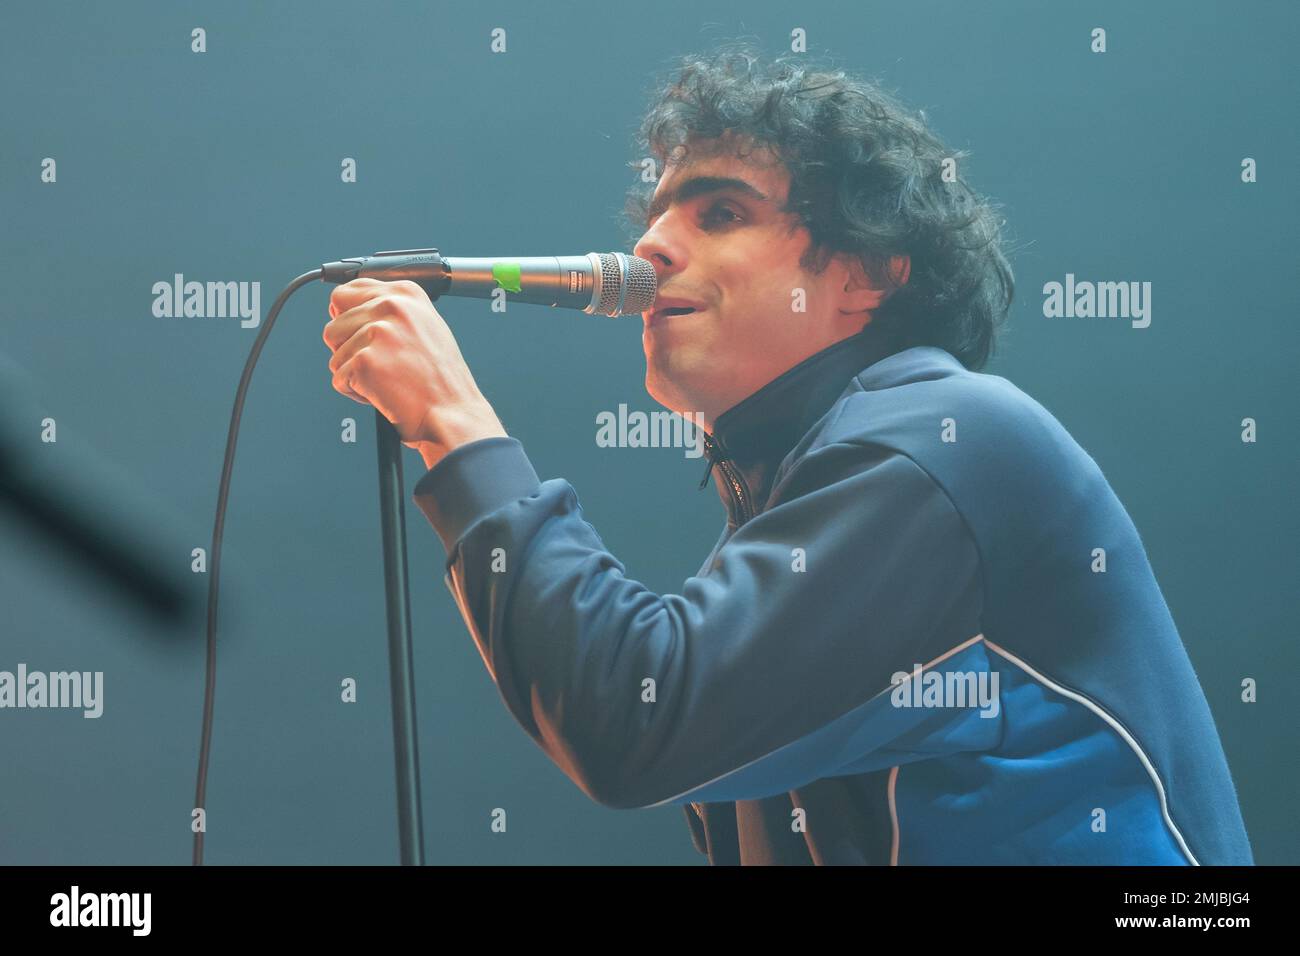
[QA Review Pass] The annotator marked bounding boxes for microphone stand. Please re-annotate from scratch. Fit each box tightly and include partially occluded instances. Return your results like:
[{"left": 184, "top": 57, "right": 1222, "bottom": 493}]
[
  {"left": 374, "top": 411, "right": 425, "bottom": 866},
  {"left": 322, "top": 251, "right": 455, "bottom": 867}
]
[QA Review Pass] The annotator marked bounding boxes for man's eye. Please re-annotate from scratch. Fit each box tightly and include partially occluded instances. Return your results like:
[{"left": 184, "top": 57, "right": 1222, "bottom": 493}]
[{"left": 701, "top": 202, "right": 742, "bottom": 227}]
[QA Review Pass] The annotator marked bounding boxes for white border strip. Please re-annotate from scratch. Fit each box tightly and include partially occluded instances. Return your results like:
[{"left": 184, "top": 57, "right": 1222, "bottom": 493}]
[
  {"left": 982, "top": 637, "right": 1200, "bottom": 866},
  {"left": 888, "top": 766, "right": 901, "bottom": 865},
  {"left": 887, "top": 632, "right": 985, "bottom": 866}
]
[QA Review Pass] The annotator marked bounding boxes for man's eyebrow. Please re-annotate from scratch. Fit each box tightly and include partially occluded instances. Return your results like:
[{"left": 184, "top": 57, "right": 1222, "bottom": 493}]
[{"left": 644, "top": 175, "right": 771, "bottom": 227}]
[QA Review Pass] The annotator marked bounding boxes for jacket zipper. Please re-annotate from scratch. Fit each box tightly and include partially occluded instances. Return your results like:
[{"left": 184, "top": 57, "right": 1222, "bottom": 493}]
[
  {"left": 690, "top": 434, "right": 753, "bottom": 828},
  {"left": 699, "top": 432, "right": 754, "bottom": 527}
]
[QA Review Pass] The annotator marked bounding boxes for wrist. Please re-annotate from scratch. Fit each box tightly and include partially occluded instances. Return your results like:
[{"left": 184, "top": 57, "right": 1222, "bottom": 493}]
[{"left": 413, "top": 401, "right": 507, "bottom": 471}]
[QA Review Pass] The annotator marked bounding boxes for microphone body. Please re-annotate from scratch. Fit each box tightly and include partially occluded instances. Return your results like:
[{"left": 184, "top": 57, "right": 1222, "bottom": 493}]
[{"left": 321, "top": 248, "right": 656, "bottom": 316}]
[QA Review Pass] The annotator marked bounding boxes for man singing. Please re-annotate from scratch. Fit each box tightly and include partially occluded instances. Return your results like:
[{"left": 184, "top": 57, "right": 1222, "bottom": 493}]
[{"left": 321, "top": 46, "right": 1252, "bottom": 865}]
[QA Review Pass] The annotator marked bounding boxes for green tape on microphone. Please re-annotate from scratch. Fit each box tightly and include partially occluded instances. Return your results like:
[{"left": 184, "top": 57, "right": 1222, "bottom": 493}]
[{"left": 492, "top": 262, "right": 522, "bottom": 293}]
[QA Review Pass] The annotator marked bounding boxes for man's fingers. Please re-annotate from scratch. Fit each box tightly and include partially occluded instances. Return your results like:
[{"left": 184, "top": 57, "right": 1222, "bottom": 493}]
[
  {"left": 330, "top": 356, "right": 371, "bottom": 406},
  {"left": 327, "top": 322, "right": 381, "bottom": 375},
  {"left": 323, "top": 306, "right": 371, "bottom": 351},
  {"left": 328, "top": 278, "right": 426, "bottom": 322},
  {"left": 324, "top": 279, "right": 387, "bottom": 350},
  {"left": 324, "top": 280, "right": 429, "bottom": 351},
  {"left": 322, "top": 278, "right": 442, "bottom": 416},
  {"left": 327, "top": 277, "right": 390, "bottom": 315}
]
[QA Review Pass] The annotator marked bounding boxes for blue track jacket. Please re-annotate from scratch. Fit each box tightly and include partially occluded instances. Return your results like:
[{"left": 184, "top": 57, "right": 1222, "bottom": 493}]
[{"left": 410, "top": 325, "right": 1253, "bottom": 865}]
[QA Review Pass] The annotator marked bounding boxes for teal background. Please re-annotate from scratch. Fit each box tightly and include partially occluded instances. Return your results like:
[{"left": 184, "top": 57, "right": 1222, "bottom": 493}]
[{"left": 0, "top": 1, "right": 1294, "bottom": 864}]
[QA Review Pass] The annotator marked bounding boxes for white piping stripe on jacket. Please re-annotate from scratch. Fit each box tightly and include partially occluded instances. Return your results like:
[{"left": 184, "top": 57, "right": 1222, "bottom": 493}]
[
  {"left": 887, "top": 633, "right": 986, "bottom": 867},
  {"left": 888, "top": 766, "right": 900, "bottom": 866},
  {"left": 887, "top": 634, "right": 1199, "bottom": 866},
  {"left": 981, "top": 637, "right": 1200, "bottom": 866}
]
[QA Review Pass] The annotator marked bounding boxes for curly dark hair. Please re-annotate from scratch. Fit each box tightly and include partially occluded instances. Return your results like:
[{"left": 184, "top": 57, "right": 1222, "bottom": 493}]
[{"left": 623, "top": 42, "right": 1016, "bottom": 371}]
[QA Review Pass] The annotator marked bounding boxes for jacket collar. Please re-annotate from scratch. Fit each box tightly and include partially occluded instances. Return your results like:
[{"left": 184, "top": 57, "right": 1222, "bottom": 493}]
[{"left": 699, "top": 321, "right": 904, "bottom": 525}]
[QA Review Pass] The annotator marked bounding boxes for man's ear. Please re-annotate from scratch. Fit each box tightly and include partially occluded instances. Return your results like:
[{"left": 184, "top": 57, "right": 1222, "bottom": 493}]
[{"left": 836, "top": 253, "right": 911, "bottom": 314}]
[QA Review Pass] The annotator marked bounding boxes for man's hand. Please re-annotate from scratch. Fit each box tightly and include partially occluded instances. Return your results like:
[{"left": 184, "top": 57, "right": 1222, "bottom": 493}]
[{"left": 323, "top": 278, "right": 507, "bottom": 471}]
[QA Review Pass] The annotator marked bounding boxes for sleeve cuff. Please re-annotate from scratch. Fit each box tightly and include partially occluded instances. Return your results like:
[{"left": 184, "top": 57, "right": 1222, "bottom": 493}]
[{"left": 410, "top": 436, "right": 542, "bottom": 555}]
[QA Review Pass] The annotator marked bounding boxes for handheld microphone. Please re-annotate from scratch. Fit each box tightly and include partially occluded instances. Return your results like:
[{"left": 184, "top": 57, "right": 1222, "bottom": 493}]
[{"left": 320, "top": 248, "right": 657, "bottom": 316}]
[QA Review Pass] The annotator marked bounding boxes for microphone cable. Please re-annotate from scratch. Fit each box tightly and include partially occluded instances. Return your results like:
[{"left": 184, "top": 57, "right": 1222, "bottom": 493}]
[{"left": 193, "top": 268, "right": 322, "bottom": 865}]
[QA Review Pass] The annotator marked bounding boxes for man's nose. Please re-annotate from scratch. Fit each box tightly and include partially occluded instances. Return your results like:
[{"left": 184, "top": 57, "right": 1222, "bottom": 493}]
[{"left": 633, "top": 217, "right": 685, "bottom": 284}]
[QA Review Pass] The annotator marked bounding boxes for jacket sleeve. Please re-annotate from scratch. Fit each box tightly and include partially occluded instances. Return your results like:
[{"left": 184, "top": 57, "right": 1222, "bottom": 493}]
[{"left": 411, "top": 435, "right": 984, "bottom": 810}]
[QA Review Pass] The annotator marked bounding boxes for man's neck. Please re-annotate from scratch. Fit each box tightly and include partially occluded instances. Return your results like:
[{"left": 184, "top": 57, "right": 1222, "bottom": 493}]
[{"left": 697, "top": 321, "right": 906, "bottom": 521}]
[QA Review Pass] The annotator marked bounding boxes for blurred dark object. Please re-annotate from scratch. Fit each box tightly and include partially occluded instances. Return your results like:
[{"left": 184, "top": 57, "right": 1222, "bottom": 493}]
[{"left": 0, "top": 352, "right": 196, "bottom": 624}]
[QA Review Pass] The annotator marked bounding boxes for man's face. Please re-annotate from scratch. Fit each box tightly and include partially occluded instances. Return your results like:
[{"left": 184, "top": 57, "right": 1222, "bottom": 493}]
[{"left": 633, "top": 138, "right": 861, "bottom": 428}]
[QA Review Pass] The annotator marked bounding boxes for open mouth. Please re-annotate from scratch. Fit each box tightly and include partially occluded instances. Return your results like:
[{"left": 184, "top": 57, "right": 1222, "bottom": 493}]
[{"left": 650, "top": 306, "right": 701, "bottom": 323}]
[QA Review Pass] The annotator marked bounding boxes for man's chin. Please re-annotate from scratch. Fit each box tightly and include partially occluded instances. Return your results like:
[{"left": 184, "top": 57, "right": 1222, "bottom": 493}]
[{"left": 644, "top": 365, "right": 707, "bottom": 421}]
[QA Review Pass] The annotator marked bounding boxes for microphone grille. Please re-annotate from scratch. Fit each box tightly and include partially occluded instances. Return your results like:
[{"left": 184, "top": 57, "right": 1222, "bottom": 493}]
[{"left": 594, "top": 253, "right": 658, "bottom": 316}]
